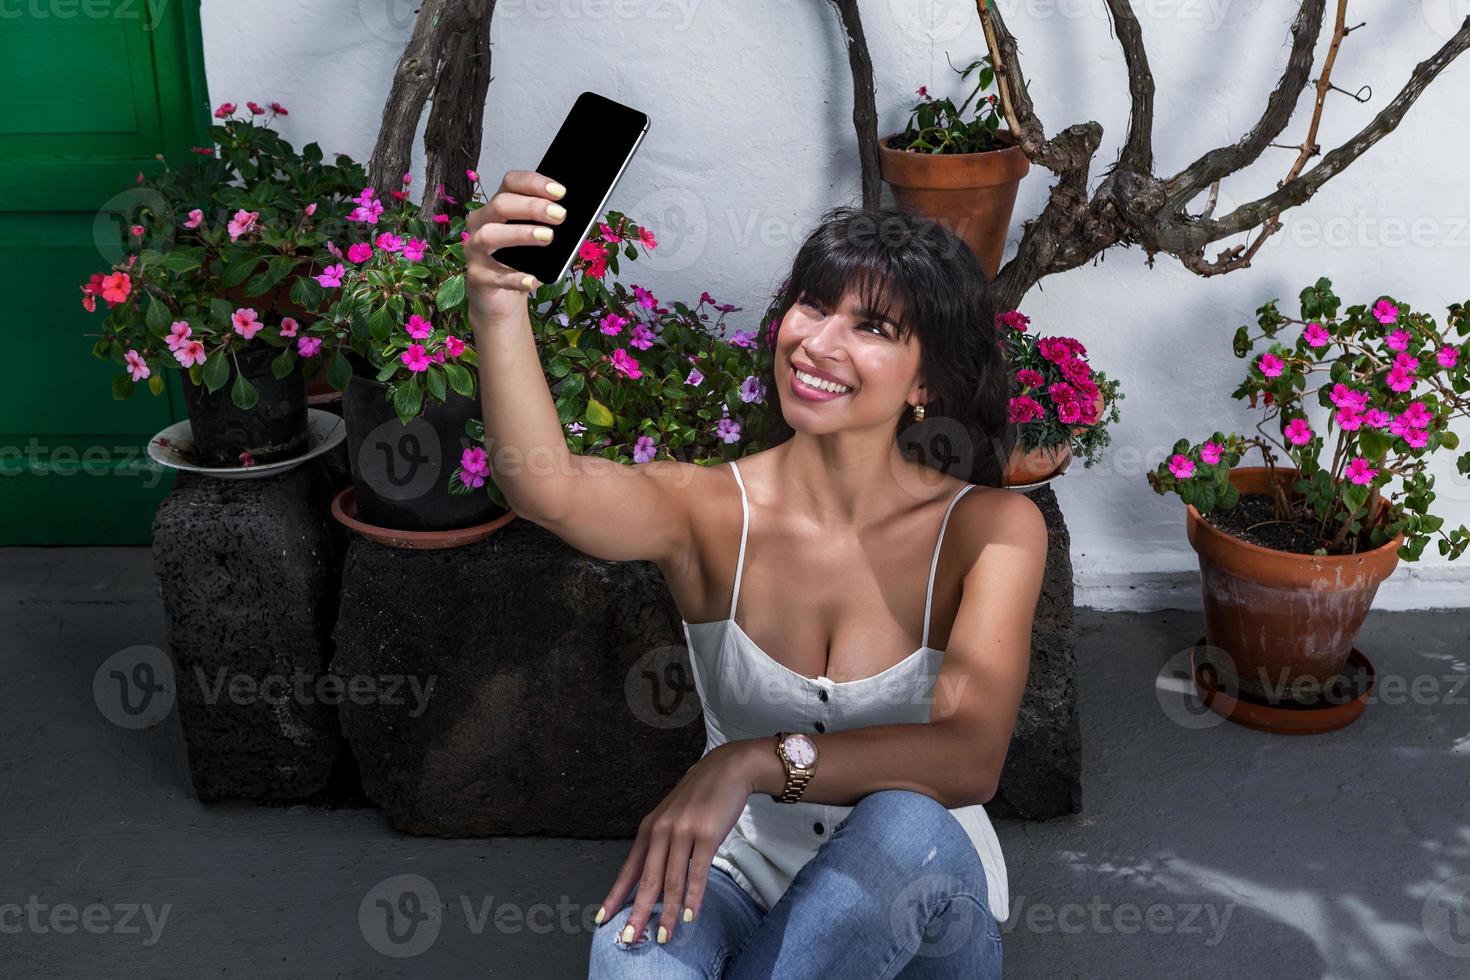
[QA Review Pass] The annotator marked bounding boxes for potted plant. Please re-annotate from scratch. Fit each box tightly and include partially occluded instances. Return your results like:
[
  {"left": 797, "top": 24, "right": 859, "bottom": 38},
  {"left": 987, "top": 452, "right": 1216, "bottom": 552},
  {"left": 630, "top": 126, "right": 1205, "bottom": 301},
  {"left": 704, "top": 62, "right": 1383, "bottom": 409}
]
[
  {"left": 450, "top": 232, "right": 771, "bottom": 501},
  {"left": 1149, "top": 279, "right": 1470, "bottom": 700},
  {"left": 996, "top": 309, "right": 1122, "bottom": 486},
  {"left": 878, "top": 55, "right": 1030, "bottom": 280},
  {"left": 81, "top": 100, "right": 366, "bottom": 467}
]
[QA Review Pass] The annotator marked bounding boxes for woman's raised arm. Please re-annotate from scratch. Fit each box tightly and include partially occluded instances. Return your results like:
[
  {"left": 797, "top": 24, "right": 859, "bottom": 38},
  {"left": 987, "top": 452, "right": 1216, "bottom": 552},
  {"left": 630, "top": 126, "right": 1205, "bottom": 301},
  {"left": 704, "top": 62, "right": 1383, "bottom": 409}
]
[{"left": 465, "top": 169, "right": 698, "bottom": 569}]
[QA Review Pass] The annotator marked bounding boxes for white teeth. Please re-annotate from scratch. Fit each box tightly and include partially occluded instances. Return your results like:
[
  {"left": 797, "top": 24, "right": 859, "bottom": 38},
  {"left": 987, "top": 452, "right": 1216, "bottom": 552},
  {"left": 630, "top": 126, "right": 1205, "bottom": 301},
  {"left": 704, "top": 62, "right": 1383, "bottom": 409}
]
[{"left": 795, "top": 368, "right": 852, "bottom": 394}]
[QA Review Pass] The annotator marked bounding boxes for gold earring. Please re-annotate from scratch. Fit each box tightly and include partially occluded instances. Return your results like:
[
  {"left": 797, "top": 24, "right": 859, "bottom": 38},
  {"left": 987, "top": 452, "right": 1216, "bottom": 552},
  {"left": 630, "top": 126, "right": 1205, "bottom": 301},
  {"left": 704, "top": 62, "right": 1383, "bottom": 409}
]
[{"left": 913, "top": 402, "right": 926, "bottom": 421}]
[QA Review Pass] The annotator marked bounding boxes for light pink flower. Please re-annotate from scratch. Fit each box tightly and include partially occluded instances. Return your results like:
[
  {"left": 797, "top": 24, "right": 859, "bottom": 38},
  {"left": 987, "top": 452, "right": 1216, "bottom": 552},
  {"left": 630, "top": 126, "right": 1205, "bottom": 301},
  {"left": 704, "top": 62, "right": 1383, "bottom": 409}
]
[
  {"left": 279, "top": 317, "right": 299, "bottom": 338},
  {"left": 124, "top": 349, "right": 150, "bottom": 382},
  {"left": 638, "top": 227, "right": 657, "bottom": 250},
  {"left": 100, "top": 272, "right": 131, "bottom": 305},
  {"left": 174, "top": 340, "right": 207, "bottom": 368},
  {"left": 227, "top": 209, "right": 260, "bottom": 242},
  {"left": 184, "top": 208, "right": 204, "bottom": 229},
  {"left": 632, "top": 435, "right": 657, "bottom": 464},
  {"left": 166, "top": 320, "right": 192, "bottom": 351},
  {"left": 296, "top": 336, "right": 322, "bottom": 358},
  {"left": 305, "top": 202, "right": 317, "bottom": 217},
  {"left": 232, "top": 308, "right": 263, "bottom": 340}
]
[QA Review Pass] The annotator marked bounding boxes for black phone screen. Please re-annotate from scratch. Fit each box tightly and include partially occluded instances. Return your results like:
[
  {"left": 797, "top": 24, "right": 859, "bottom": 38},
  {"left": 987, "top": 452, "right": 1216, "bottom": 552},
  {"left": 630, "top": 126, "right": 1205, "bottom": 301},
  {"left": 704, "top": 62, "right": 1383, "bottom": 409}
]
[{"left": 492, "top": 91, "right": 649, "bottom": 285}]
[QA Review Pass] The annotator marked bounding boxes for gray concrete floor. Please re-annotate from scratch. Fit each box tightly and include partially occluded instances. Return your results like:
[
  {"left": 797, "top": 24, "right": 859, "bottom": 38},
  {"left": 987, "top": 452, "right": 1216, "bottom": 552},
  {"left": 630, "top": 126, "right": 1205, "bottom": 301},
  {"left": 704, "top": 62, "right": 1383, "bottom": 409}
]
[{"left": 2, "top": 546, "right": 1468, "bottom": 979}]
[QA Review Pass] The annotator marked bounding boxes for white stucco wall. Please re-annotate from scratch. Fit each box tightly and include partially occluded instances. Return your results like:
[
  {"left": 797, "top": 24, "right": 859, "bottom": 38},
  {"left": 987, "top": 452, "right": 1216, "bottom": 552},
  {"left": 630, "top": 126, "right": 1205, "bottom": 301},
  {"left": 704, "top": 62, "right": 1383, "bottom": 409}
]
[{"left": 200, "top": 0, "right": 1470, "bottom": 609}]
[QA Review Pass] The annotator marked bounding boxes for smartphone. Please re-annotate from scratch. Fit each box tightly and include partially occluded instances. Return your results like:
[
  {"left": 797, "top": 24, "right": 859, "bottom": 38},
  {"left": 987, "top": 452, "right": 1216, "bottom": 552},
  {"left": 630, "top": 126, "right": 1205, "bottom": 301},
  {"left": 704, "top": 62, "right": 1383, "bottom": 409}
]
[{"left": 493, "top": 91, "right": 649, "bottom": 285}]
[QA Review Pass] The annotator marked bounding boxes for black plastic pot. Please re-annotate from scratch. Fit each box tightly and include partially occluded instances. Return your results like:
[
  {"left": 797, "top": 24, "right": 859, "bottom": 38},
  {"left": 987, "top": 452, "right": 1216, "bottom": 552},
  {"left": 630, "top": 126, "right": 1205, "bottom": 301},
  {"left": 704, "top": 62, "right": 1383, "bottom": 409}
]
[
  {"left": 340, "top": 370, "right": 500, "bottom": 532},
  {"left": 178, "top": 344, "right": 309, "bottom": 467}
]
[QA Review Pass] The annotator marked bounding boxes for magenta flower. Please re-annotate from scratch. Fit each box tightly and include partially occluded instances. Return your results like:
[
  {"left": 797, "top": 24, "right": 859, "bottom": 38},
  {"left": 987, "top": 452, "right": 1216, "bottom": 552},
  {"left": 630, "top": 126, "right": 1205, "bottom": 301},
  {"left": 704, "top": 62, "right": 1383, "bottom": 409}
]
[
  {"left": 376, "top": 232, "right": 404, "bottom": 253},
  {"left": 432, "top": 213, "right": 450, "bottom": 226},
  {"left": 316, "top": 264, "right": 345, "bottom": 288},
  {"left": 1200, "top": 441, "right": 1223, "bottom": 465},
  {"left": 232, "top": 308, "right": 263, "bottom": 340},
  {"left": 1016, "top": 368, "right": 1045, "bottom": 388},
  {"left": 1257, "top": 352, "right": 1285, "bottom": 378},
  {"left": 296, "top": 336, "right": 322, "bottom": 358},
  {"left": 347, "top": 242, "right": 373, "bottom": 264},
  {"left": 727, "top": 329, "right": 757, "bottom": 348},
  {"left": 306, "top": 202, "right": 317, "bottom": 217},
  {"left": 1007, "top": 396, "right": 1045, "bottom": 424},
  {"left": 1372, "top": 300, "right": 1399, "bottom": 325},
  {"left": 184, "top": 209, "right": 204, "bottom": 230},
  {"left": 467, "top": 169, "right": 479, "bottom": 182},
  {"left": 1437, "top": 345, "right": 1459, "bottom": 370},
  {"left": 270, "top": 102, "right": 289, "bottom": 116},
  {"left": 632, "top": 435, "right": 656, "bottom": 464},
  {"left": 279, "top": 317, "right": 299, "bottom": 338},
  {"left": 610, "top": 348, "right": 641, "bottom": 379},
  {"left": 1335, "top": 407, "right": 1363, "bottom": 431},
  {"left": 1363, "top": 408, "right": 1392, "bottom": 429},
  {"left": 1385, "top": 329, "right": 1412, "bottom": 352},
  {"left": 1167, "top": 454, "right": 1195, "bottom": 479},
  {"left": 459, "top": 447, "right": 490, "bottom": 488},
  {"left": 1395, "top": 351, "right": 1420, "bottom": 373},
  {"left": 400, "top": 344, "right": 431, "bottom": 372},
  {"left": 1344, "top": 457, "right": 1377, "bottom": 485},
  {"left": 996, "top": 310, "right": 1030, "bottom": 333},
  {"left": 599, "top": 312, "right": 627, "bottom": 336},
  {"left": 1402, "top": 402, "right": 1433, "bottom": 429},
  {"left": 1284, "top": 418, "right": 1313, "bottom": 445},
  {"left": 247, "top": 101, "right": 265, "bottom": 116},
  {"left": 638, "top": 227, "right": 658, "bottom": 250},
  {"left": 403, "top": 238, "right": 427, "bottom": 262},
  {"left": 628, "top": 323, "right": 655, "bottom": 350},
  {"left": 599, "top": 222, "right": 623, "bottom": 244},
  {"left": 1303, "top": 322, "right": 1330, "bottom": 348},
  {"left": 124, "top": 349, "right": 150, "bottom": 382},
  {"left": 213, "top": 102, "right": 236, "bottom": 119},
  {"left": 406, "top": 315, "right": 433, "bottom": 339},
  {"left": 685, "top": 368, "right": 704, "bottom": 387},
  {"left": 1329, "top": 383, "right": 1369, "bottom": 411},
  {"left": 1386, "top": 365, "right": 1416, "bottom": 393}
]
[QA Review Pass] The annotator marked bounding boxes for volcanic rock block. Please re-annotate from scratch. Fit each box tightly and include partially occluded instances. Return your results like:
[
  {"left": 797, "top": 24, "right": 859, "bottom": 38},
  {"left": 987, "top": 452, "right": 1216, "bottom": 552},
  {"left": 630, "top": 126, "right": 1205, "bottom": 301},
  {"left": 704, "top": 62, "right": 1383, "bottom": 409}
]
[
  {"left": 989, "top": 484, "right": 1083, "bottom": 819},
  {"left": 151, "top": 460, "right": 346, "bottom": 802},
  {"left": 333, "top": 517, "right": 706, "bottom": 838}
]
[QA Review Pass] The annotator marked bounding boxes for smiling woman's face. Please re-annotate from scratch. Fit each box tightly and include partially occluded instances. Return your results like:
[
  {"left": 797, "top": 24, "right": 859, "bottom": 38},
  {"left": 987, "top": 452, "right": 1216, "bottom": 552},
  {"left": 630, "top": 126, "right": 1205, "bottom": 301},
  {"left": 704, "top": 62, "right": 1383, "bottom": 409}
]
[{"left": 775, "top": 283, "right": 924, "bottom": 434}]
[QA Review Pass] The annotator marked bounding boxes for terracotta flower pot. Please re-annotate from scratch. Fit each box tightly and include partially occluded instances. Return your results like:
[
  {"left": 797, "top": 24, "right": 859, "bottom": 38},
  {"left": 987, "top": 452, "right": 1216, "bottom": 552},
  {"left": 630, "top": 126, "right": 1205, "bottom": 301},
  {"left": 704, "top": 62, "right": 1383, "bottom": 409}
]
[
  {"left": 1003, "top": 442, "right": 1070, "bottom": 486},
  {"left": 1185, "top": 466, "right": 1403, "bottom": 700},
  {"left": 878, "top": 129, "right": 1031, "bottom": 280}
]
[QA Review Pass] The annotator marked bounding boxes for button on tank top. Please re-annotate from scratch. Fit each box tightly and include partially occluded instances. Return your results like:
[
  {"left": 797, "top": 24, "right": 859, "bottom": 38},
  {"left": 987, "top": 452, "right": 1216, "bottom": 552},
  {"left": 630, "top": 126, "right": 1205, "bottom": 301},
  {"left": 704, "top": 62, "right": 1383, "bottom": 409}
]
[{"left": 680, "top": 460, "right": 1010, "bottom": 923}]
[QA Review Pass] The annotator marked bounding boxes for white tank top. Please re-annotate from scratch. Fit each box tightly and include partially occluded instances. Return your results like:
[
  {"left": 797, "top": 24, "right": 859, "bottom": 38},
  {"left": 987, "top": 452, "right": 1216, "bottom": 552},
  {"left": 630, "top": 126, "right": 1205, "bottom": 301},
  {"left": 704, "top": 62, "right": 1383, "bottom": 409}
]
[{"left": 680, "top": 459, "right": 1010, "bottom": 922}]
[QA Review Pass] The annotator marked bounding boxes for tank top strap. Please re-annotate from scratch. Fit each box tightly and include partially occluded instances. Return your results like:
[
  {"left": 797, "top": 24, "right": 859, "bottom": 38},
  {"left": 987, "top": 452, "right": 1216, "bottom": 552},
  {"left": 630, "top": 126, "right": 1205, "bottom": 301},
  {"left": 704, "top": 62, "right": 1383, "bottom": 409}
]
[
  {"left": 923, "top": 483, "right": 977, "bottom": 648},
  {"left": 727, "top": 460, "right": 751, "bottom": 622}
]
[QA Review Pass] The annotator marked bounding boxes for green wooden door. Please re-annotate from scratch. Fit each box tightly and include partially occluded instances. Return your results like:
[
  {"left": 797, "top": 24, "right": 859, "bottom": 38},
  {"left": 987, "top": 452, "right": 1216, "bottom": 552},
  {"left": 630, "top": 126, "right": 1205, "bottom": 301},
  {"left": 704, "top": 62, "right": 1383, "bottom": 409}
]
[{"left": 0, "top": 0, "right": 209, "bottom": 544}]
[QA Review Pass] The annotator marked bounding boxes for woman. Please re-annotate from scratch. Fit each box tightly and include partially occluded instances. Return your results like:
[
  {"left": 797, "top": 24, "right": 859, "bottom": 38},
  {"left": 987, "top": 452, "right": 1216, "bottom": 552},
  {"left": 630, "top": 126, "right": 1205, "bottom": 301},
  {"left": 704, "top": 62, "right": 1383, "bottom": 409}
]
[{"left": 466, "top": 170, "right": 1046, "bottom": 978}]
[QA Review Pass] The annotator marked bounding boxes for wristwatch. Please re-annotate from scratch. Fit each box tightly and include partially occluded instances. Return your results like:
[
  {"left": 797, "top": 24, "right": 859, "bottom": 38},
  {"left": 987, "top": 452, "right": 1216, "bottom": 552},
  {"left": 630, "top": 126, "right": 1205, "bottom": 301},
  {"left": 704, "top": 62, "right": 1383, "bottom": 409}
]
[{"left": 773, "top": 731, "right": 819, "bottom": 803}]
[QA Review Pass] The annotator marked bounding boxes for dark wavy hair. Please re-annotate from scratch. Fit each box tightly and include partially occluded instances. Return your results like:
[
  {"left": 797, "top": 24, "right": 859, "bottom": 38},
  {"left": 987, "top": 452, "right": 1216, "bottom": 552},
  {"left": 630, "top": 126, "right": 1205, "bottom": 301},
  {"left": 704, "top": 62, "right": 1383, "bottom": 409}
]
[{"left": 752, "top": 206, "right": 1014, "bottom": 487}]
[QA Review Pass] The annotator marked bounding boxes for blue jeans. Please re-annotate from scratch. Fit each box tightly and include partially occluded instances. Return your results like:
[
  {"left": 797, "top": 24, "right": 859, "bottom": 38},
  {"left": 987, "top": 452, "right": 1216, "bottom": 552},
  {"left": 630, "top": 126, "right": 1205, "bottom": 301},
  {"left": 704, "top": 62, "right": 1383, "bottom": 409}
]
[{"left": 587, "top": 789, "right": 1003, "bottom": 978}]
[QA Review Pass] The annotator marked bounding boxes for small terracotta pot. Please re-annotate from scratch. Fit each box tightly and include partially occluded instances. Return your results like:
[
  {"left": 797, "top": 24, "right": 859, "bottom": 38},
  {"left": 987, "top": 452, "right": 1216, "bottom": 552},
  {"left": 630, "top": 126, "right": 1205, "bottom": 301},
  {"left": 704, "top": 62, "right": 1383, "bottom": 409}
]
[
  {"left": 1003, "top": 442, "right": 1070, "bottom": 486},
  {"left": 1185, "top": 466, "right": 1403, "bottom": 700},
  {"left": 878, "top": 129, "right": 1031, "bottom": 280}
]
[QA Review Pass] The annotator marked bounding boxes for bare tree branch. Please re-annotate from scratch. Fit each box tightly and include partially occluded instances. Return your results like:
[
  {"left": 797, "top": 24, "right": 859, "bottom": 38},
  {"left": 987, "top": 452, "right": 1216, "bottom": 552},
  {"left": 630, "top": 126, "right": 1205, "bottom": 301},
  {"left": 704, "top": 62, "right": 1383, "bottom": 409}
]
[
  {"left": 826, "top": 0, "right": 881, "bottom": 209},
  {"left": 1102, "top": 0, "right": 1155, "bottom": 173},
  {"left": 420, "top": 0, "right": 496, "bottom": 219},
  {"left": 369, "top": 0, "right": 461, "bottom": 187}
]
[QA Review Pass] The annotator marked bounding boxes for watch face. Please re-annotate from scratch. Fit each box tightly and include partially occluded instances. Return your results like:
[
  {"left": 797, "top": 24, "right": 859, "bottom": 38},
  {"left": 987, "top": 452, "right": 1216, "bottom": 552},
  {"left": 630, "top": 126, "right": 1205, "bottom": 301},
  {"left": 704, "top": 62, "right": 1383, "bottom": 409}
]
[{"left": 783, "top": 733, "right": 817, "bottom": 768}]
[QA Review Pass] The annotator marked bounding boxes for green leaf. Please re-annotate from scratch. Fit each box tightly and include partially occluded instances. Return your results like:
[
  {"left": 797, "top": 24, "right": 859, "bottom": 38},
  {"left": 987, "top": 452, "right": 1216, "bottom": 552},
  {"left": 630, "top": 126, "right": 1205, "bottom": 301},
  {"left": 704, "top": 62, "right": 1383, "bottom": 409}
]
[
  {"left": 147, "top": 373, "right": 165, "bottom": 396},
  {"left": 111, "top": 373, "right": 134, "bottom": 400},
  {"left": 436, "top": 273, "right": 467, "bottom": 312},
  {"left": 327, "top": 351, "right": 352, "bottom": 391},
  {"left": 369, "top": 303, "right": 393, "bottom": 343},
  {"left": 391, "top": 376, "right": 423, "bottom": 422},
  {"left": 222, "top": 255, "right": 262, "bottom": 288},
  {"left": 426, "top": 366, "right": 446, "bottom": 402},
  {"left": 564, "top": 287, "right": 584, "bottom": 320},
  {"left": 145, "top": 295, "right": 170, "bottom": 334},
  {"left": 586, "top": 396, "right": 614, "bottom": 427},
  {"left": 202, "top": 351, "right": 230, "bottom": 393},
  {"left": 230, "top": 372, "right": 258, "bottom": 410},
  {"left": 443, "top": 361, "right": 475, "bottom": 398},
  {"left": 290, "top": 276, "right": 325, "bottom": 310},
  {"left": 375, "top": 360, "right": 399, "bottom": 382},
  {"left": 271, "top": 349, "right": 294, "bottom": 380}
]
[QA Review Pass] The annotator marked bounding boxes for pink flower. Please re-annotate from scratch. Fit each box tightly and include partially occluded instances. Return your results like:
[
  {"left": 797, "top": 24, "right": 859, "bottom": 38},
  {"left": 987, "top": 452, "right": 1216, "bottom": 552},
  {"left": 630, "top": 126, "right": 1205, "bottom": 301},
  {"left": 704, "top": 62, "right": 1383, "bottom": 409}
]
[
  {"left": 403, "top": 238, "right": 427, "bottom": 262},
  {"left": 306, "top": 202, "right": 318, "bottom": 217},
  {"left": 459, "top": 447, "right": 490, "bottom": 488},
  {"left": 100, "top": 272, "right": 132, "bottom": 306},
  {"left": 213, "top": 102, "right": 236, "bottom": 119},
  {"left": 184, "top": 208, "right": 204, "bottom": 229},
  {"left": 466, "top": 169, "right": 480, "bottom": 182},
  {"left": 1284, "top": 418, "right": 1314, "bottom": 445},
  {"left": 629, "top": 323, "right": 656, "bottom": 349},
  {"left": 632, "top": 434, "right": 657, "bottom": 464},
  {"left": 173, "top": 340, "right": 207, "bottom": 368},
  {"left": 227, "top": 209, "right": 260, "bottom": 242},
  {"left": 1007, "top": 396, "right": 1045, "bottom": 423},
  {"left": 129, "top": 224, "right": 146, "bottom": 238},
  {"left": 1363, "top": 408, "right": 1392, "bottom": 429},
  {"left": 1329, "top": 383, "right": 1368, "bottom": 411},
  {"left": 598, "top": 222, "right": 623, "bottom": 244},
  {"left": 1395, "top": 351, "right": 1420, "bottom": 373},
  {"left": 247, "top": 101, "right": 266, "bottom": 116},
  {"left": 401, "top": 344, "right": 431, "bottom": 372},
  {"left": 638, "top": 227, "right": 658, "bottom": 250},
  {"left": 326, "top": 241, "right": 344, "bottom": 260},
  {"left": 599, "top": 312, "right": 627, "bottom": 336},
  {"left": 239, "top": 451, "right": 256, "bottom": 467},
  {"left": 1344, "top": 457, "right": 1377, "bottom": 485},
  {"left": 406, "top": 314, "right": 433, "bottom": 340},
  {"left": 269, "top": 102, "right": 288, "bottom": 115},
  {"left": 715, "top": 417, "right": 742, "bottom": 444},
  {"left": 1038, "top": 338, "right": 1075, "bottom": 364},
  {"left": 1167, "top": 454, "right": 1195, "bottom": 479},
  {"left": 1335, "top": 407, "right": 1363, "bottom": 430},
  {"left": 1056, "top": 400, "right": 1082, "bottom": 424},
  {"left": 996, "top": 310, "right": 1030, "bottom": 333},
  {"left": 166, "top": 320, "right": 192, "bottom": 351},
  {"left": 1200, "top": 441, "right": 1224, "bottom": 465},
  {"left": 1372, "top": 299, "right": 1399, "bottom": 325},
  {"left": 232, "top": 308, "right": 263, "bottom": 340},
  {"left": 432, "top": 213, "right": 450, "bottom": 226},
  {"left": 1404, "top": 427, "right": 1430, "bottom": 450},
  {"left": 402, "top": 172, "right": 413, "bottom": 186},
  {"left": 1015, "top": 368, "right": 1045, "bottom": 389},
  {"left": 316, "top": 264, "right": 345, "bottom": 288},
  {"left": 609, "top": 347, "right": 641, "bottom": 379},
  {"left": 633, "top": 285, "right": 658, "bottom": 310},
  {"left": 444, "top": 335, "right": 465, "bottom": 358},
  {"left": 685, "top": 368, "right": 705, "bottom": 387},
  {"left": 1257, "top": 352, "right": 1285, "bottom": 378},
  {"left": 376, "top": 232, "right": 403, "bottom": 253},
  {"left": 279, "top": 317, "right": 299, "bottom": 338},
  {"left": 1303, "top": 322, "right": 1330, "bottom": 348},
  {"left": 1402, "top": 402, "right": 1433, "bottom": 429},
  {"left": 347, "top": 242, "right": 373, "bottom": 264},
  {"left": 296, "top": 336, "right": 322, "bottom": 358},
  {"left": 1385, "top": 329, "right": 1412, "bottom": 352},
  {"left": 1437, "top": 345, "right": 1459, "bottom": 370},
  {"left": 917, "top": 85, "right": 929, "bottom": 97},
  {"left": 1059, "top": 357, "right": 1092, "bottom": 386},
  {"left": 1386, "top": 365, "right": 1416, "bottom": 393},
  {"left": 124, "top": 349, "right": 150, "bottom": 382}
]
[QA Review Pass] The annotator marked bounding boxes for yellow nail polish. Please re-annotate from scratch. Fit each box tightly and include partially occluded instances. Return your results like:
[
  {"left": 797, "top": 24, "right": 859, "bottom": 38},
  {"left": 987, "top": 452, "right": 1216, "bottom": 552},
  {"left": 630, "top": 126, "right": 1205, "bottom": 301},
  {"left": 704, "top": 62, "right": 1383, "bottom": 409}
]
[
  {"left": 683, "top": 907, "right": 694, "bottom": 923},
  {"left": 621, "top": 924, "right": 635, "bottom": 943},
  {"left": 521, "top": 275, "right": 534, "bottom": 290},
  {"left": 547, "top": 203, "right": 567, "bottom": 221},
  {"left": 657, "top": 925, "right": 668, "bottom": 944},
  {"left": 594, "top": 907, "right": 606, "bottom": 925},
  {"left": 533, "top": 227, "right": 553, "bottom": 242},
  {"left": 547, "top": 181, "right": 567, "bottom": 199}
]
